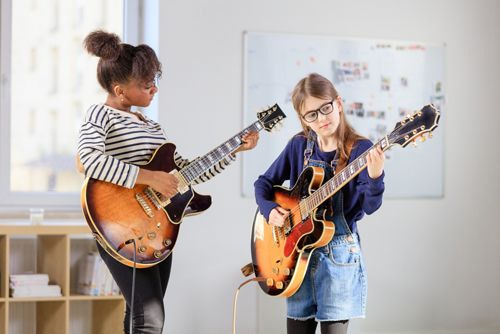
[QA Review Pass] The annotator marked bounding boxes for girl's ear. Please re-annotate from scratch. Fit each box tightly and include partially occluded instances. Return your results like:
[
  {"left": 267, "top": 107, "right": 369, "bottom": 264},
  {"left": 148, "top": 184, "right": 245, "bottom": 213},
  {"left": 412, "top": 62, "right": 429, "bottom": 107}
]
[
  {"left": 335, "top": 95, "right": 343, "bottom": 113},
  {"left": 112, "top": 83, "right": 123, "bottom": 98}
]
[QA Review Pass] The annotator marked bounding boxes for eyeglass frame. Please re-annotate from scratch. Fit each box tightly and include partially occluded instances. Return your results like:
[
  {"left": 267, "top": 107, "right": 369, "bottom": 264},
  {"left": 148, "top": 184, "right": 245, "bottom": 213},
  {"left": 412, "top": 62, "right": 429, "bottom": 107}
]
[{"left": 300, "top": 100, "right": 337, "bottom": 123}]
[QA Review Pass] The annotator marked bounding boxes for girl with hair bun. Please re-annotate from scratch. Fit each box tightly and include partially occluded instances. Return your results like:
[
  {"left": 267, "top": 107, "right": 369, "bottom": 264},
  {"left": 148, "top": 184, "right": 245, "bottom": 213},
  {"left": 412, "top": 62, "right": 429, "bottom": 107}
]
[{"left": 77, "top": 30, "right": 258, "bottom": 333}]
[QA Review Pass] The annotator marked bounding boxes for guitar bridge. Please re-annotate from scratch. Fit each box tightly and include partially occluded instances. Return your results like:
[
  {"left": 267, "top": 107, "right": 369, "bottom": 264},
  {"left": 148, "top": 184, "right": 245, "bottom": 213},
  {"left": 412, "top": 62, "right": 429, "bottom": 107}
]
[
  {"left": 272, "top": 226, "right": 284, "bottom": 247},
  {"left": 135, "top": 193, "right": 154, "bottom": 217}
]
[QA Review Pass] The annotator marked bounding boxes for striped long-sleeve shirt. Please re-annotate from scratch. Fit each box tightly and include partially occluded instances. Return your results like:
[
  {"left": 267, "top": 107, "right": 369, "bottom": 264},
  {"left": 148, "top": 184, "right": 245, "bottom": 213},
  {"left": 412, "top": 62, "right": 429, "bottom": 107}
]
[{"left": 77, "top": 104, "right": 235, "bottom": 188}]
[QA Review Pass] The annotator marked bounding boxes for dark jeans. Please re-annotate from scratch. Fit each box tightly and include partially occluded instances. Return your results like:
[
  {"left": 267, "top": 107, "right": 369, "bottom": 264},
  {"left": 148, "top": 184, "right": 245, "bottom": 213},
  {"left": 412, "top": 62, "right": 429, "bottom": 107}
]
[
  {"left": 287, "top": 318, "right": 349, "bottom": 334},
  {"left": 97, "top": 243, "right": 173, "bottom": 334}
]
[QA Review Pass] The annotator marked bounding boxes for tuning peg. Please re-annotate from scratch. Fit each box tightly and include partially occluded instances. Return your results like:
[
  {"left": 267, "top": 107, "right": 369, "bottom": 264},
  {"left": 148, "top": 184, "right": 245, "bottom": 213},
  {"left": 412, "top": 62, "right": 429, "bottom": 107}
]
[
  {"left": 420, "top": 135, "right": 426, "bottom": 142},
  {"left": 428, "top": 132, "right": 433, "bottom": 139},
  {"left": 412, "top": 140, "right": 418, "bottom": 147}
]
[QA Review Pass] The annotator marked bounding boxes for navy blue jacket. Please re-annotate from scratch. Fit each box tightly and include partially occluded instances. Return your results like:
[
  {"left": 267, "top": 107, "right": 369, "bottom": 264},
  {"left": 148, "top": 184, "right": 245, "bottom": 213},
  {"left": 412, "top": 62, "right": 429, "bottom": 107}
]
[{"left": 254, "top": 134, "right": 385, "bottom": 234}]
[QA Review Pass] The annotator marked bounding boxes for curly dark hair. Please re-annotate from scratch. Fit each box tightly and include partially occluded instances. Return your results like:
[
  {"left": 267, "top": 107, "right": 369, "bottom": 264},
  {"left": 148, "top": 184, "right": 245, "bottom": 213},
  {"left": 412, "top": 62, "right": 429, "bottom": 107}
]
[{"left": 83, "top": 30, "right": 162, "bottom": 94}]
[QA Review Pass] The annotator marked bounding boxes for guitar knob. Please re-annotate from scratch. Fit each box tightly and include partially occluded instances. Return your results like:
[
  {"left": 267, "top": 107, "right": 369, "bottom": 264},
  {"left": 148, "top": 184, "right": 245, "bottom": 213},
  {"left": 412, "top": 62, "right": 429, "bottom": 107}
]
[
  {"left": 272, "top": 267, "right": 279, "bottom": 275},
  {"left": 153, "top": 250, "right": 162, "bottom": 258},
  {"left": 283, "top": 268, "right": 291, "bottom": 276},
  {"left": 138, "top": 246, "right": 147, "bottom": 253},
  {"left": 276, "top": 281, "right": 284, "bottom": 289},
  {"left": 163, "top": 239, "right": 172, "bottom": 247},
  {"left": 147, "top": 232, "right": 156, "bottom": 240},
  {"left": 266, "top": 278, "right": 274, "bottom": 287}
]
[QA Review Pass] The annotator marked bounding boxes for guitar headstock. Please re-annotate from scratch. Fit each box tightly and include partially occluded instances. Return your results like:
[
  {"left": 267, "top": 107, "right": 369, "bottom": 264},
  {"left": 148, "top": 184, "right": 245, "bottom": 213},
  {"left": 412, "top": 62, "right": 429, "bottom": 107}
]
[
  {"left": 388, "top": 104, "right": 440, "bottom": 148},
  {"left": 257, "top": 104, "right": 286, "bottom": 132}
]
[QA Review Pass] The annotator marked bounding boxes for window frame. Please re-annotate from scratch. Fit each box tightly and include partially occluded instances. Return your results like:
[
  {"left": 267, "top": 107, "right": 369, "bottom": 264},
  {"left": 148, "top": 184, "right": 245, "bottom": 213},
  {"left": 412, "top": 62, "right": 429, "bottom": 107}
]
[{"left": 0, "top": 0, "right": 157, "bottom": 214}]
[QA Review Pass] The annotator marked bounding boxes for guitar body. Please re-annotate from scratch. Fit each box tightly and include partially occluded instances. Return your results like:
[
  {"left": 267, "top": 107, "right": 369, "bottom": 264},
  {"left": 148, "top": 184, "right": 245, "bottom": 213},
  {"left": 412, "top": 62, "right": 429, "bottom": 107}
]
[
  {"left": 251, "top": 166, "right": 335, "bottom": 297},
  {"left": 81, "top": 143, "right": 212, "bottom": 268},
  {"left": 80, "top": 104, "right": 287, "bottom": 268},
  {"left": 250, "top": 104, "right": 441, "bottom": 297}
]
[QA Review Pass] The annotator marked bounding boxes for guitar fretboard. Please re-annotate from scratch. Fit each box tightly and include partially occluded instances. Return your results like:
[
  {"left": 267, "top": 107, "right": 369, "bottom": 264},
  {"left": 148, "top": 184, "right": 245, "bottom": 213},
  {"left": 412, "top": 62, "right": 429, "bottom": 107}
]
[
  {"left": 300, "top": 137, "right": 390, "bottom": 216},
  {"left": 179, "top": 121, "right": 264, "bottom": 184}
]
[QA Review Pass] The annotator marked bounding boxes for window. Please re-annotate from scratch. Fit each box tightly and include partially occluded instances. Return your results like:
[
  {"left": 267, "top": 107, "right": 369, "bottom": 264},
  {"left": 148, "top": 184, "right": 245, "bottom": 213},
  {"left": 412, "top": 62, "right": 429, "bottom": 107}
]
[{"left": 0, "top": 0, "right": 144, "bottom": 211}]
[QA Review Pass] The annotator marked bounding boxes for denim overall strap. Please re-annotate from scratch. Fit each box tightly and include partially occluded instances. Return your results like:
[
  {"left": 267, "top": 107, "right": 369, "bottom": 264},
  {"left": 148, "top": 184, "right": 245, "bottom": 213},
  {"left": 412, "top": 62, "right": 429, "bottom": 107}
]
[
  {"left": 302, "top": 132, "right": 353, "bottom": 237},
  {"left": 330, "top": 191, "right": 352, "bottom": 236},
  {"left": 287, "top": 134, "right": 366, "bottom": 322},
  {"left": 303, "top": 132, "right": 316, "bottom": 167}
]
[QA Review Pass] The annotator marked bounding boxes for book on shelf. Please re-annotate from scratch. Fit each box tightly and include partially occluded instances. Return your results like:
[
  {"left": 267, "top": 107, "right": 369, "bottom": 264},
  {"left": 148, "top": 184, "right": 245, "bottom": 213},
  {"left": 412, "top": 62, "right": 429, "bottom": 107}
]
[
  {"left": 9, "top": 273, "right": 61, "bottom": 297},
  {"left": 10, "top": 285, "right": 62, "bottom": 298},
  {"left": 9, "top": 273, "right": 49, "bottom": 288},
  {"left": 77, "top": 252, "right": 121, "bottom": 296}
]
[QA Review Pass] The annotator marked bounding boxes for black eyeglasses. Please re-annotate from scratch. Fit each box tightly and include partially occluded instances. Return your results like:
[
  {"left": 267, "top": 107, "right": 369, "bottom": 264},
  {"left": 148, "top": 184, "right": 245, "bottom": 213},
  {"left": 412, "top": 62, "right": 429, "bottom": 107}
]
[
  {"left": 301, "top": 100, "right": 335, "bottom": 123},
  {"left": 142, "top": 76, "right": 160, "bottom": 89}
]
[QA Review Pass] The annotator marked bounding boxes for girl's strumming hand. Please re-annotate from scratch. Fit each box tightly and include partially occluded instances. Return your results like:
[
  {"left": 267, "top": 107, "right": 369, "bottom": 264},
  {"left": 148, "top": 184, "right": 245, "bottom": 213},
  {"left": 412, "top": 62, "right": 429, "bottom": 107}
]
[
  {"left": 268, "top": 206, "right": 289, "bottom": 227},
  {"left": 136, "top": 169, "right": 179, "bottom": 199}
]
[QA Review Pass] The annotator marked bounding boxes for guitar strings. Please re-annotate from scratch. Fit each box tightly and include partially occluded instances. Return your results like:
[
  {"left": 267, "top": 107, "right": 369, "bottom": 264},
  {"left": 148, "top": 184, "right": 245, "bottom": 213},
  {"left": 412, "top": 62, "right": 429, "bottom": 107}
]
[
  {"left": 181, "top": 108, "right": 284, "bottom": 182},
  {"left": 179, "top": 121, "right": 261, "bottom": 182},
  {"left": 280, "top": 122, "right": 421, "bottom": 231}
]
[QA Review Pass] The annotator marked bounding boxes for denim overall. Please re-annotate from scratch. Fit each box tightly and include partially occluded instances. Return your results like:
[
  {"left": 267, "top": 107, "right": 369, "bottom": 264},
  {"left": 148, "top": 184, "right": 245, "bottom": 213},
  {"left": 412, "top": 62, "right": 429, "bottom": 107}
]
[{"left": 287, "top": 133, "right": 367, "bottom": 321}]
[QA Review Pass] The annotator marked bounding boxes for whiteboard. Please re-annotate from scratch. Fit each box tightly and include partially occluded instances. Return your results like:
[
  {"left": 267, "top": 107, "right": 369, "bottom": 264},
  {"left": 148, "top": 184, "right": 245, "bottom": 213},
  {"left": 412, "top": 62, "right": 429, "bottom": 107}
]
[{"left": 242, "top": 32, "right": 445, "bottom": 198}]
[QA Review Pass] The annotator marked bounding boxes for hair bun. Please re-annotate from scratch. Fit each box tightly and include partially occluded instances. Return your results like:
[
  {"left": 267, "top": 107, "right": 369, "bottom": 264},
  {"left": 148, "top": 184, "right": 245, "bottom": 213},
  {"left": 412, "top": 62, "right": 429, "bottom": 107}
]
[{"left": 84, "top": 30, "right": 121, "bottom": 60}]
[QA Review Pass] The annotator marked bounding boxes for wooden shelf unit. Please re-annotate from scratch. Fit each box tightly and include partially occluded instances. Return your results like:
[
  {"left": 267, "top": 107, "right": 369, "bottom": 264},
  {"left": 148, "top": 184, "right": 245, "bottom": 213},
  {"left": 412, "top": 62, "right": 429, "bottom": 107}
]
[{"left": 0, "top": 225, "right": 125, "bottom": 334}]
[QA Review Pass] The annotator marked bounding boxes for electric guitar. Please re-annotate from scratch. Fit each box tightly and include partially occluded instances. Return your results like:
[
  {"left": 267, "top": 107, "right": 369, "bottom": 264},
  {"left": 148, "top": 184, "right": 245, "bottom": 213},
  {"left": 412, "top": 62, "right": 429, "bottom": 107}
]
[
  {"left": 82, "top": 104, "right": 286, "bottom": 268},
  {"left": 251, "top": 104, "right": 440, "bottom": 296}
]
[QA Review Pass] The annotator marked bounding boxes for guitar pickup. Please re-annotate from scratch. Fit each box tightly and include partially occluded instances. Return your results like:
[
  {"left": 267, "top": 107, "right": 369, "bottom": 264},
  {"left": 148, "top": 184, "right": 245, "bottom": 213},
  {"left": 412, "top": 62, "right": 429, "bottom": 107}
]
[
  {"left": 177, "top": 184, "right": 189, "bottom": 194},
  {"left": 170, "top": 169, "right": 190, "bottom": 194},
  {"left": 144, "top": 187, "right": 164, "bottom": 209}
]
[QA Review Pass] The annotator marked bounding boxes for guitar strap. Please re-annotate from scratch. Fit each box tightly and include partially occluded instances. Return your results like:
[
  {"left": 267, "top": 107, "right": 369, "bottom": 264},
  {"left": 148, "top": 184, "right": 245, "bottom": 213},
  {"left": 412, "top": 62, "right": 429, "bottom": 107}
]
[{"left": 304, "top": 131, "right": 354, "bottom": 175}]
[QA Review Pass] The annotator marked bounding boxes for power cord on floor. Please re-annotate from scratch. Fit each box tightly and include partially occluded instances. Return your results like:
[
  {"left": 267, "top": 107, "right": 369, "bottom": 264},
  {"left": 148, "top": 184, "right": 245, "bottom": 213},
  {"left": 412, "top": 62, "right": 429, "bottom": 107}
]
[{"left": 232, "top": 277, "right": 267, "bottom": 334}]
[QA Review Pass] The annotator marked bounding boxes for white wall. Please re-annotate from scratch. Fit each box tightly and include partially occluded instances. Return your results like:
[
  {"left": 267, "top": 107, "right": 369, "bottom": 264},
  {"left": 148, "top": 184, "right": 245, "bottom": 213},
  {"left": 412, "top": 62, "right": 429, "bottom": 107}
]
[{"left": 156, "top": 0, "right": 500, "bottom": 333}]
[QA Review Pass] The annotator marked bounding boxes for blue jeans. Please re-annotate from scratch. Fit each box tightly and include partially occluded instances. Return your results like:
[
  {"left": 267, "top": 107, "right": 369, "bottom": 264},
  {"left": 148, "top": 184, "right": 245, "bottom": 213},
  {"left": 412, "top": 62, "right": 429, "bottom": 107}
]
[
  {"left": 97, "top": 243, "right": 171, "bottom": 333},
  {"left": 287, "top": 233, "right": 367, "bottom": 321}
]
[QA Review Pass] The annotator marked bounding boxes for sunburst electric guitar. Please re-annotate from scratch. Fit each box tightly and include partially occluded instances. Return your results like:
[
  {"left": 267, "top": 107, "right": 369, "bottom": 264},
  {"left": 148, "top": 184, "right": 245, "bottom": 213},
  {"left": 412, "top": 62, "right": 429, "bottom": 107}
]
[
  {"left": 82, "top": 104, "right": 286, "bottom": 268},
  {"left": 251, "top": 104, "right": 440, "bottom": 297}
]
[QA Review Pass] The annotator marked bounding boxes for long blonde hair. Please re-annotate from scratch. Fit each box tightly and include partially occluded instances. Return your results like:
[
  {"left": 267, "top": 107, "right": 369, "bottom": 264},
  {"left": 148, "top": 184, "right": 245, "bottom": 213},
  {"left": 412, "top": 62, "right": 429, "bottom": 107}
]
[{"left": 291, "top": 73, "right": 364, "bottom": 166}]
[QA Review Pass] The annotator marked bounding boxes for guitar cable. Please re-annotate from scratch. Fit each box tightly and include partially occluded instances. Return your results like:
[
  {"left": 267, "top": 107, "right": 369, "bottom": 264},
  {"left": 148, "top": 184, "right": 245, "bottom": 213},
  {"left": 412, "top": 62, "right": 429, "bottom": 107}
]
[
  {"left": 125, "top": 238, "right": 137, "bottom": 334},
  {"left": 232, "top": 277, "right": 267, "bottom": 334}
]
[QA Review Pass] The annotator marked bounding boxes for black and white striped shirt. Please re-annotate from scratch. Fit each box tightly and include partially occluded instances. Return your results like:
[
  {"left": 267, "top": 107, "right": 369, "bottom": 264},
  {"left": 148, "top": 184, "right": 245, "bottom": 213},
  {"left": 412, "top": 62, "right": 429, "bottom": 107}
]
[{"left": 78, "top": 104, "right": 235, "bottom": 188}]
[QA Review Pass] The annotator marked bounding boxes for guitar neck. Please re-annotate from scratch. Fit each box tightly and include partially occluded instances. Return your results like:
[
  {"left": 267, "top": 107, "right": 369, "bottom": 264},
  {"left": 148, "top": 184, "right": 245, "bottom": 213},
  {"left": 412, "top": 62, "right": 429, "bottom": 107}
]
[
  {"left": 300, "top": 136, "right": 391, "bottom": 216},
  {"left": 179, "top": 121, "right": 264, "bottom": 184}
]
